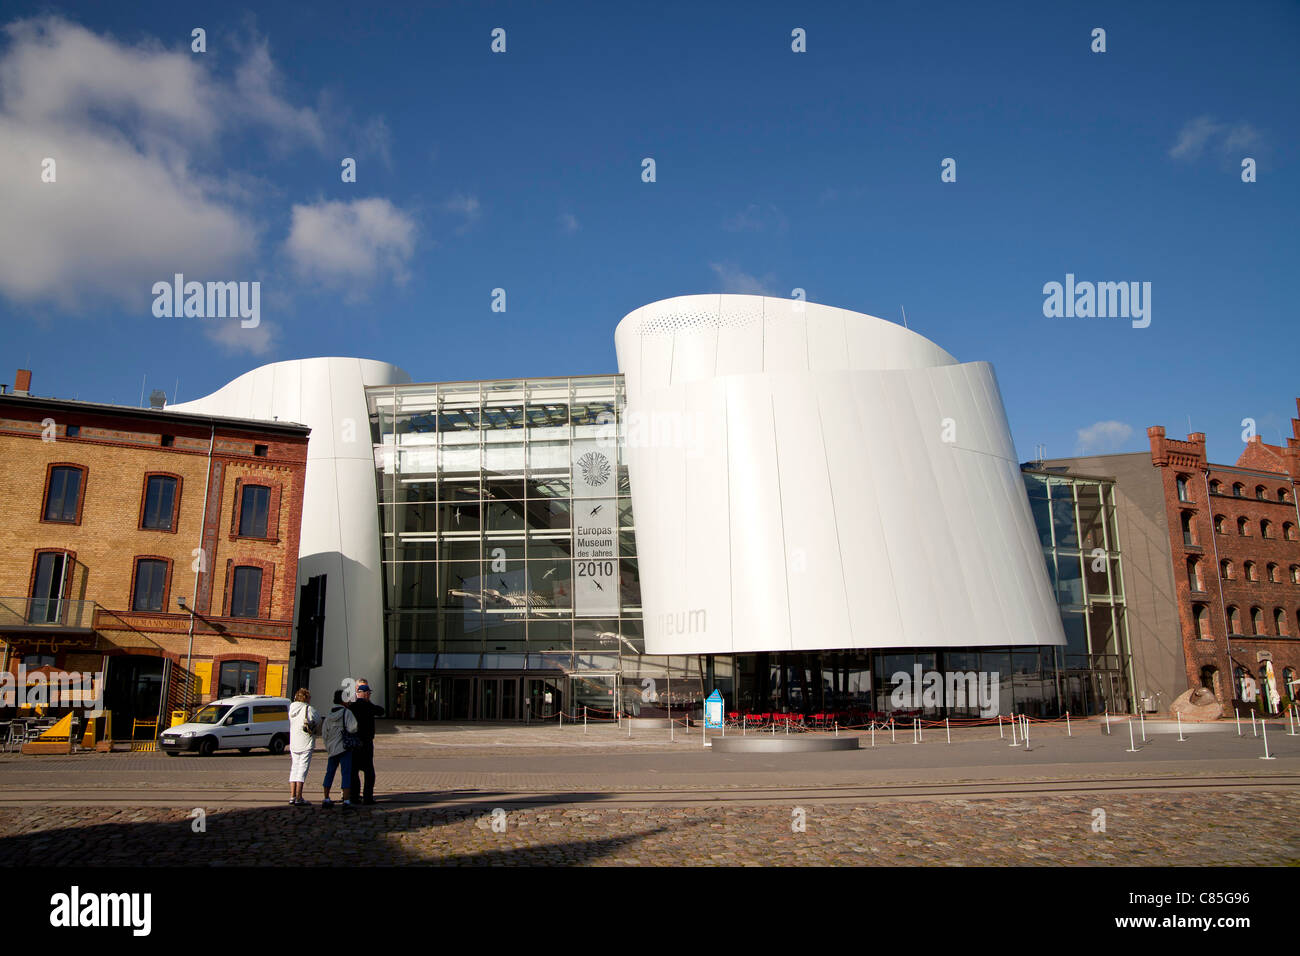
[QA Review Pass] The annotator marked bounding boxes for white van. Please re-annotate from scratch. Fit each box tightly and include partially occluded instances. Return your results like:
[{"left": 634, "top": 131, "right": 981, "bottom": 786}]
[{"left": 160, "top": 695, "right": 291, "bottom": 756}]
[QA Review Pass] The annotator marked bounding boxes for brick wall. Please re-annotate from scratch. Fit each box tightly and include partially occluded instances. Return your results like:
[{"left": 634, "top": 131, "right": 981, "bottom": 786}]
[{"left": 0, "top": 394, "right": 309, "bottom": 723}]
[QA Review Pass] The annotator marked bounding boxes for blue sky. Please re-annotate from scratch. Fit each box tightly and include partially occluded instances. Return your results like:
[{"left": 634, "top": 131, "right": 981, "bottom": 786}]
[{"left": 1, "top": 0, "right": 1296, "bottom": 464}]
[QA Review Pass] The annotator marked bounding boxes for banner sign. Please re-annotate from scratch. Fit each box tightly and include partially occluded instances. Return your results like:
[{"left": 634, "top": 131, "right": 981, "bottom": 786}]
[{"left": 571, "top": 440, "right": 619, "bottom": 616}]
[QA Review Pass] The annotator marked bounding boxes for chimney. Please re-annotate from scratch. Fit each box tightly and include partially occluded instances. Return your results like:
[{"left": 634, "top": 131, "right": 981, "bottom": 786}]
[{"left": 13, "top": 369, "right": 31, "bottom": 396}]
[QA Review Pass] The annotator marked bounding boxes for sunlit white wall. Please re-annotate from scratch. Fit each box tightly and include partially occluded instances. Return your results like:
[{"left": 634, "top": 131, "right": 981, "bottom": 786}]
[
  {"left": 168, "top": 357, "right": 410, "bottom": 701},
  {"left": 614, "top": 294, "right": 1065, "bottom": 656}
]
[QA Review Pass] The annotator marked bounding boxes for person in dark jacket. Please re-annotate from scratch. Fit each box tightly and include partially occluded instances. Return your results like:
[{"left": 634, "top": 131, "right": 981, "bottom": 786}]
[{"left": 347, "top": 678, "right": 384, "bottom": 804}]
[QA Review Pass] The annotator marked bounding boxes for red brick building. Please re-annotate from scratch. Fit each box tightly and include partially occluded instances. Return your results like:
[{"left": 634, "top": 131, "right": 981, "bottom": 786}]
[
  {"left": 1148, "top": 400, "right": 1300, "bottom": 715},
  {"left": 0, "top": 369, "right": 310, "bottom": 743}
]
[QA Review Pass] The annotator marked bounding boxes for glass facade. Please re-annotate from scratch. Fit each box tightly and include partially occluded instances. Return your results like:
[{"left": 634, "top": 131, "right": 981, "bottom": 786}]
[
  {"left": 370, "top": 376, "right": 707, "bottom": 721},
  {"left": 368, "top": 377, "right": 1133, "bottom": 721},
  {"left": 1023, "top": 470, "right": 1135, "bottom": 714}
]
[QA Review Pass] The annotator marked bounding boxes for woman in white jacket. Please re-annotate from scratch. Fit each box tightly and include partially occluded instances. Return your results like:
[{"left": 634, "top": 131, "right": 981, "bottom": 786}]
[
  {"left": 287, "top": 689, "right": 319, "bottom": 807},
  {"left": 321, "top": 689, "right": 359, "bottom": 808}
]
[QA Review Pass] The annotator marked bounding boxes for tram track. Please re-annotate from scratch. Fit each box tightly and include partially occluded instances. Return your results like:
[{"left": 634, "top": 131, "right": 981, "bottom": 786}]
[{"left": 0, "top": 772, "right": 1295, "bottom": 809}]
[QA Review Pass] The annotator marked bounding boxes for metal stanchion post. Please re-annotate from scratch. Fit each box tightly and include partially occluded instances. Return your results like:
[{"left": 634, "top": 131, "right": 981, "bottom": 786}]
[
  {"left": 945, "top": 717, "right": 950, "bottom": 744},
  {"left": 584, "top": 706, "right": 587, "bottom": 734},
  {"left": 1261, "top": 718, "right": 1275, "bottom": 760},
  {"left": 1235, "top": 708, "right": 1241, "bottom": 736},
  {"left": 1177, "top": 711, "right": 1185, "bottom": 742},
  {"left": 1252, "top": 711, "right": 1258, "bottom": 738},
  {"left": 998, "top": 715, "right": 1004, "bottom": 739},
  {"left": 1139, "top": 709, "right": 1146, "bottom": 742},
  {"left": 890, "top": 719, "right": 895, "bottom": 744},
  {"left": 1126, "top": 717, "right": 1139, "bottom": 753},
  {"left": 870, "top": 722, "right": 874, "bottom": 747},
  {"left": 1065, "top": 711, "right": 1071, "bottom": 737}
]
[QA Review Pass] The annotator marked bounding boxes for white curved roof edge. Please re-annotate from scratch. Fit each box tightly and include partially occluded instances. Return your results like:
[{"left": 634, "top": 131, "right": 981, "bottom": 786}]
[{"left": 615, "top": 293, "right": 959, "bottom": 368}]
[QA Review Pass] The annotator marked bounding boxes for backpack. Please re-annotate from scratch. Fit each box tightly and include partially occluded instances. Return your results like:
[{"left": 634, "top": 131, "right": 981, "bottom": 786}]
[{"left": 337, "top": 707, "right": 362, "bottom": 749}]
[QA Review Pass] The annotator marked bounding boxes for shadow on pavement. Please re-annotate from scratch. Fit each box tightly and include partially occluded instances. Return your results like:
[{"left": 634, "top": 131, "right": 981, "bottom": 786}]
[{"left": 0, "top": 791, "right": 692, "bottom": 866}]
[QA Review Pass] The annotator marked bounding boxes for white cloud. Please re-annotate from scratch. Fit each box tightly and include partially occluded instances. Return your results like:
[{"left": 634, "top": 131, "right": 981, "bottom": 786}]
[
  {"left": 1169, "top": 115, "right": 1263, "bottom": 162},
  {"left": 285, "top": 198, "right": 416, "bottom": 294},
  {"left": 0, "top": 16, "right": 327, "bottom": 309},
  {"left": 558, "top": 211, "right": 579, "bottom": 234},
  {"left": 442, "top": 192, "right": 481, "bottom": 232},
  {"left": 1075, "top": 420, "right": 1133, "bottom": 454},
  {"left": 724, "top": 203, "right": 787, "bottom": 233},
  {"left": 204, "top": 318, "right": 277, "bottom": 356},
  {"left": 709, "top": 263, "right": 776, "bottom": 296}
]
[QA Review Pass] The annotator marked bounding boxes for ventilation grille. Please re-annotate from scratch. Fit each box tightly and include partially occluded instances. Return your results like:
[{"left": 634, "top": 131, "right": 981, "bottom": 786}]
[{"left": 635, "top": 304, "right": 763, "bottom": 334}]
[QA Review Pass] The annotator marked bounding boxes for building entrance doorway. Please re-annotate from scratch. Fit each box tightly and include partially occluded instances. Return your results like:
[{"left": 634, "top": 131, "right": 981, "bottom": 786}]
[
  {"left": 527, "top": 676, "right": 564, "bottom": 721},
  {"left": 395, "top": 672, "right": 530, "bottom": 721},
  {"left": 478, "top": 676, "right": 519, "bottom": 720},
  {"left": 105, "top": 654, "right": 165, "bottom": 740}
]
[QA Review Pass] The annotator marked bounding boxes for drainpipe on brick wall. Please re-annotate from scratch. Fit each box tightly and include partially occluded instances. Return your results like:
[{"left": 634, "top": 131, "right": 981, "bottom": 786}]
[
  {"left": 1205, "top": 470, "right": 1231, "bottom": 707},
  {"left": 184, "top": 426, "right": 216, "bottom": 712}
]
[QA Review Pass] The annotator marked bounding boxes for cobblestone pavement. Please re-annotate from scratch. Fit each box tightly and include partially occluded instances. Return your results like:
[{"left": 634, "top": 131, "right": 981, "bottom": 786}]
[{"left": 0, "top": 790, "right": 1296, "bottom": 866}]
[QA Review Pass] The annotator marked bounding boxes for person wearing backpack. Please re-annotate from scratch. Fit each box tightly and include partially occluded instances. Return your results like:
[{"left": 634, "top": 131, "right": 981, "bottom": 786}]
[
  {"left": 287, "top": 688, "right": 319, "bottom": 807},
  {"left": 321, "top": 689, "right": 359, "bottom": 808}
]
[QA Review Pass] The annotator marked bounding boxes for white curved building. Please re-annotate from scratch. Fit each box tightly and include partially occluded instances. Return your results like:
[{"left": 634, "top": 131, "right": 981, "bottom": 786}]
[
  {"left": 168, "top": 357, "right": 410, "bottom": 698},
  {"left": 614, "top": 294, "right": 1065, "bottom": 656}
]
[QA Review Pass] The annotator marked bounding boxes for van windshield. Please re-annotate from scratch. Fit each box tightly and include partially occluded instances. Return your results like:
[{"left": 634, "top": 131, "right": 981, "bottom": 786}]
[{"left": 192, "top": 705, "right": 230, "bottom": 725}]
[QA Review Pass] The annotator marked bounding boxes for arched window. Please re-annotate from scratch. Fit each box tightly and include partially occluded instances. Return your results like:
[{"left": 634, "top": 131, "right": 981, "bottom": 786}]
[
  {"left": 1188, "top": 558, "right": 1203, "bottom": 591},
  {"left": 1251, "top": 607, "right": 1263, "bottom": 634},
  {"left": 1193, "top": 604, "right": 1210, "bottom": 639},
  {"left": 1220, "top": 558, "right": 1234, "bottom": 580},
  {"left": 1238, "top": 516, "right": 1250, "bottom": 536},
  {"left": 1245, "top": 561, "right": 1257, "bottom": 582},
  {"left": 1284, "top": 522, "right": 1296, "bottom": 541},
  {"left": 229, "top": 566, "right": 263, "bottom": 619},
  {"left": 1285, "top": 668, "right": 1298, "bottom": 704},
  {"left": 1181, "top": 511, "right": 1195, "bottom": 546},
  {"left": 1209, "top": 480, "right": 1222, "bottom": 495},
  {"left": 1176, "top": 475, "right": 1192, "bottom": 502},
  {"left": 1280, "top": 488, "right": 1291, "bottom": 503},
  {"left": 1214, "top": 514, "right": 1227, "bottom": 534},
  {"left": 1291, "top": 566, "right": 1300, "bottom": 585},
  {"left": 1261, "top": 519, "right": 1273, "bottom": 539},
  {"left": 1233, "top": 483, "right": 1245, "bottom": 497},
  {"left": 1275, "top": 608, "right": 1288, "bottom": 636},
  {"left": 1268, "top": 563, "right": 1280, "bottom": 583},
  {"left": 43, "top": 464, "right": 87, "bottom": 524},
  {"left": 1227, "top": 606, "right": 1241, "bottom": 634},
  {"left": 1256, "top": 485, "right": 1267, "bottom": 500}
]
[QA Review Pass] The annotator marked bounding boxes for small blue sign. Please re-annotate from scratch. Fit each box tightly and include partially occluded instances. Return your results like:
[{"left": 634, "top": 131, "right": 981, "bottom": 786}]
[{"left": 704, "top": 690, "right": 724, "bottom": 729}]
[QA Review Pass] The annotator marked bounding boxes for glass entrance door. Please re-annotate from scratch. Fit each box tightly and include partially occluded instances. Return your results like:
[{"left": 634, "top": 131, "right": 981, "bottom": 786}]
[
  {"left": 450, "top": 677, "right": 473, "bottom": 720},
  {"left": 527, "top": 677, "right": 563, "bottom": 720},
  {"left": 481, "top": 679, "right": 497, "bottom": 720}
]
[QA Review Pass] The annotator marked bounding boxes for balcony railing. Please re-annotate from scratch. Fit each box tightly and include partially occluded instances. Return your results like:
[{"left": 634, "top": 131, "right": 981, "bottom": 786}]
[{"left": 0, "top": 597, "right": 97, "bottom": 630}]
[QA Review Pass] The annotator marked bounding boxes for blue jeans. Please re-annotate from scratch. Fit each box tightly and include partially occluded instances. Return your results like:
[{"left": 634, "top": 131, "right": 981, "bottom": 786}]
[{"left": 323, "top": 751, "right": 352, "bottom": 792}]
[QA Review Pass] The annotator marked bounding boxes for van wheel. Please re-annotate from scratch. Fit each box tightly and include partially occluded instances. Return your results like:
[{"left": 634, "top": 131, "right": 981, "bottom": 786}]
[
  {"left": 198, "top": 737, "right": 217, "bottom": 757},
  {"left": 269, "top": 735, "right": 287, "bottom": 756}
]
